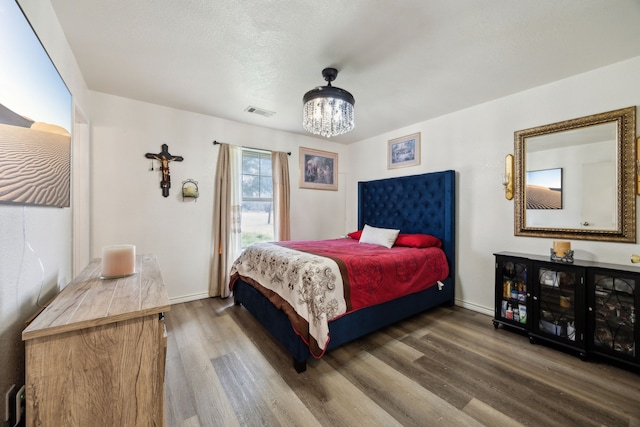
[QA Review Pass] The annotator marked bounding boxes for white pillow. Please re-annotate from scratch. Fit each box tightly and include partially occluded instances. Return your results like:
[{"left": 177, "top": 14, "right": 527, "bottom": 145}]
[{"left": 359, "top": 224, "right": 400, "bottom": 248}]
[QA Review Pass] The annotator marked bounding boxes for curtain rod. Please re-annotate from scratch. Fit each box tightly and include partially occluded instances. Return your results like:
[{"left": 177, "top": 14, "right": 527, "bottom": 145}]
[{"left": 212, "top": 140, "right": 291, "bottom": 156}]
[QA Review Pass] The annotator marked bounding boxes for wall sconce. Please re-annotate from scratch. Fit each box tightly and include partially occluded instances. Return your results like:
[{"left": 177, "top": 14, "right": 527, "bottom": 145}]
[
  {"left": 182, "top": 179, "right": 199, "bottom": 201},
  {"left": 503, "top": 154, "right": 514, "bottom": 200}
]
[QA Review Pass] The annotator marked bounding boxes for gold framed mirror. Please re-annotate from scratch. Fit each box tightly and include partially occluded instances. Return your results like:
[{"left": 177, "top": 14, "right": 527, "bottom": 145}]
[{"left": 514, "top": 106, "right": 636, "bottom": 242}]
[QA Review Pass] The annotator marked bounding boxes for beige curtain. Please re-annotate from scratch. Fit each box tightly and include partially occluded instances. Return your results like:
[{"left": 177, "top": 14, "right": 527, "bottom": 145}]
[
  {"left": 209, "top": 144, "right": 242, "bottom": 297},
  {"left": 272, "top": 151, "right": 291, "bottom": 241}
]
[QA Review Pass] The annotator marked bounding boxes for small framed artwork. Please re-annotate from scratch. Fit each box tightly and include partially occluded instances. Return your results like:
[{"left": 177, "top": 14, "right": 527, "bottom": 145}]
[
  {"left": 388, "top": 132, "right": 421, "bottom": 169},
  {"left": 299, "top": 147, "right": 338, "bottom": 190},
  {"left": 526, "top": 168, "right": 563, "bottom": 209}
]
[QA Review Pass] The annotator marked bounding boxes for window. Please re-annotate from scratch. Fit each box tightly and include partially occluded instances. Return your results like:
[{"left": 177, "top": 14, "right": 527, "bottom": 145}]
[{"left": 241, "top": 149, "right": 273, "bottom": 247}]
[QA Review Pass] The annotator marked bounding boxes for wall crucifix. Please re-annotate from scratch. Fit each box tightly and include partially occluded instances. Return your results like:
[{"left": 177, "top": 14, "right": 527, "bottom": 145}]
[{"left": 145, "top": 144, "right": 184, "bottom": 197}]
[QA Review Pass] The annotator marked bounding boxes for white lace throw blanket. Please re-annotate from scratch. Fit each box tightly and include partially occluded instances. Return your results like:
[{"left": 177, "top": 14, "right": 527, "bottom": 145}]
[{"left": 230, "top": 242, "right": 347, "bottom": 351}]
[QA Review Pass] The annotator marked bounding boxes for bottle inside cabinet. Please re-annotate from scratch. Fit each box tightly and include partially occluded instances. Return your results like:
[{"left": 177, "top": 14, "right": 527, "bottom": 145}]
[
  {"left": 592, "top": 274, "right": 636, "bottom": 356},
  {"left": 499, "top": 261, "right": 528, "bottom": 326},
  {"left": 537, "top": 267, "right": 577, "bottom": 341}
]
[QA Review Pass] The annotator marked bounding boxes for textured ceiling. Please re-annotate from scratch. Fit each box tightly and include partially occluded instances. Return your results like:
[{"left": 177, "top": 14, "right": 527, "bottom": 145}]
[{"left": 50, "top": 0, "right": 640, "bottom": 144}]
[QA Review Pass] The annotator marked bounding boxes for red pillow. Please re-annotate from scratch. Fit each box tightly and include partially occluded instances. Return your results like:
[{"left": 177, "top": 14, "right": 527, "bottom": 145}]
[
  {"left": 394, "top": 233, "right": 442, "bottom": 248},
  {"left": 347, "top": 230, "right": 362, "bottom": 239}
]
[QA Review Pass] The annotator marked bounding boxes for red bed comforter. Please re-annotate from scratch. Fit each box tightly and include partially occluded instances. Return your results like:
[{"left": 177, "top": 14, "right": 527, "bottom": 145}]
[
  {"left": 280, "top": 238, "right": 448, "bottom": 314},
  {"left": 230, "top": 238, "right": 449, "bottom": 356}
]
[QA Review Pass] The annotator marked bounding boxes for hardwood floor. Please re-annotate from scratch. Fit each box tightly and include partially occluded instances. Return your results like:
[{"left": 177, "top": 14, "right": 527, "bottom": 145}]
[{"left": 164, "top": 298, "right": 640, "bottom": 427}]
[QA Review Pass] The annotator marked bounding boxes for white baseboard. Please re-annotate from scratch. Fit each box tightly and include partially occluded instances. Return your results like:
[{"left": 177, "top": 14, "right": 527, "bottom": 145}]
[
  {"left": 455, "top": 299, "right": 493, "bottom": 317},
  {"left": 170, "top": 292, "right": 210, "bottom": 305}
]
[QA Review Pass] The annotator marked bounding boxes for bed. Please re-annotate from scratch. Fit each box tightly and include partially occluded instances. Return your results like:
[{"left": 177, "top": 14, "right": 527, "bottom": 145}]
[{"left": 231, "top": 169, "right": 456, "bottom": 372}]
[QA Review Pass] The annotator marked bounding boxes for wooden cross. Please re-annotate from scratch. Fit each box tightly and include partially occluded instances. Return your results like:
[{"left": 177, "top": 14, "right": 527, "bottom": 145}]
[{"left": 145, "top": 144, "right": 184, "bottom": 197}]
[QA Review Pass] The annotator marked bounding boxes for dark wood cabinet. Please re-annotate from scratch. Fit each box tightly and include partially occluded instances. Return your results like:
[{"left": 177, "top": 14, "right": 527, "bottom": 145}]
[
  {"left": 494, "top": 252, "right": 639, "bottom": 369},
  {"left": 587, "top": 267, "right": 638, "bottom": 367}
]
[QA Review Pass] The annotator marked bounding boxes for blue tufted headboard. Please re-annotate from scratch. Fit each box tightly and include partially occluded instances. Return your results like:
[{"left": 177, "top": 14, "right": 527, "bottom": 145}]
[{"left": 358, "top": 170, "right": 456, "bottom": 287}]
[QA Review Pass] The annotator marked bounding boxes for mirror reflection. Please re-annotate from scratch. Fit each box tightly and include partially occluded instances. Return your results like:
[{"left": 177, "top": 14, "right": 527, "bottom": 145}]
[
  {"left": 525, "top": 122, "right": 617, "bottom": 230},
  {"left": 514, "top": 107, "right": 636, "bottom": 242}
]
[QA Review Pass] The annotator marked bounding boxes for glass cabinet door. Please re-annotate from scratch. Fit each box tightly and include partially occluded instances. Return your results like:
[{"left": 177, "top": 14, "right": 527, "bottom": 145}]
[
  {"left": 591, "top": 273, "right": 636, "bottom": 358},
  {"left": 534, "top": 266, "right": 582, "bottom": 347},
  {"left": 495, "top": 258, "right": 529, "bottom": 330}
]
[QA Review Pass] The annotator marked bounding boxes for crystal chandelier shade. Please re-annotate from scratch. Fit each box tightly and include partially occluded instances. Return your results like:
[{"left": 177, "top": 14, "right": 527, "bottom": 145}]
[{"left": 302, "top": 68, "right": 355, "bottom": 138}]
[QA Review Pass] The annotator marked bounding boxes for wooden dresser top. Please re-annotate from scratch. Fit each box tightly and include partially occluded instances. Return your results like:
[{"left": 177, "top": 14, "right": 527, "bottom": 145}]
[{"left": 23, "top": 254, "right": 170, "bottom": 341}]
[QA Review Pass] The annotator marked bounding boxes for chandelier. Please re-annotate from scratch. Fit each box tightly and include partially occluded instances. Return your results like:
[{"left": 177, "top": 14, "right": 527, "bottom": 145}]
[{"left": 302, "top": 68, "right": 355, "bottom": 138}]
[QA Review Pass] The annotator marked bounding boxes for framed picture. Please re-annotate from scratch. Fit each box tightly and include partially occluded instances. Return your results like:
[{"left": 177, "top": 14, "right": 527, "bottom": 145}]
[
  {"left": 0, "top": 1, "right": 72, "bottom": 207},
  {"left": 388, "top": 132, "right": 421, "bottom": 169},
  {"left": 299, "top": 147, "right": 338, "bottom": 191},
  {"left": 526, "top": 168, "right": 563, "bottom": 209}
]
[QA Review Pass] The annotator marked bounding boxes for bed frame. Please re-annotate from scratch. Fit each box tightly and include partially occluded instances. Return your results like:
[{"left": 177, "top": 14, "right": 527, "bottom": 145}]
[{"left": 233, "top": 170, "right": 456, "bottom": 372}]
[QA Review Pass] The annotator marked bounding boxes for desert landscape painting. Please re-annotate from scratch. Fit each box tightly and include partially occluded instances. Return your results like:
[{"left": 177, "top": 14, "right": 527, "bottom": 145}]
[
  {"left": 0, "top": 0, "right": 72, "bottom": 208},
  {"left": 0, "top": 104, "right": 70, "bottom": 207},
  {"left": 525, "top": 168, "right": 563, "bottom": 210},
  {"left": 525, "top": 184, "right": 562, "bottom": 209}
]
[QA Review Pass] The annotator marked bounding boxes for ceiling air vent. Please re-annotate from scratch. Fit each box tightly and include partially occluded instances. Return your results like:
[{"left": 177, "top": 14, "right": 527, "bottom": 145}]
[{"left": 245, "top": 106, "right": 276, "bottom": 117}]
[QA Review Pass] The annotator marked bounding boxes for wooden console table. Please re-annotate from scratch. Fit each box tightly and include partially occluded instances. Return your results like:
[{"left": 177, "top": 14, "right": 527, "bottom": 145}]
[{"left": 22, "top": 254, "right": 170, "bottom": 426}]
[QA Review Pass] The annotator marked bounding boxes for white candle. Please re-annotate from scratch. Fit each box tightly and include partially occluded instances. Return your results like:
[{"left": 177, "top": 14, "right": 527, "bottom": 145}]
[
  {"left": 553, "top": 241, "right": 571, "bottom": 257},
  {"left": 102, "top": 245, "right": 136, "bottom": 277}
]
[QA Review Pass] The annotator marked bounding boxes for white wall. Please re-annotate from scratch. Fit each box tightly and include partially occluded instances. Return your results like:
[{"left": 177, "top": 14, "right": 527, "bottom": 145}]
[
  {"left": 347, "top": 56, "right": 640, "bottom": 315},
  {"left": 88, "top": 92, "right": 348, "bottom": 302},
  {"left": 0, "top": 0, "right": 89, "bottom": 421}
]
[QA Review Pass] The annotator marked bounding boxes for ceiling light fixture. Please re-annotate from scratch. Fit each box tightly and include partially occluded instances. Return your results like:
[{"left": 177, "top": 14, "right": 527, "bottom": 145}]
[{"left": 302, "top": 68, "right": 355, "bottom": 138}]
